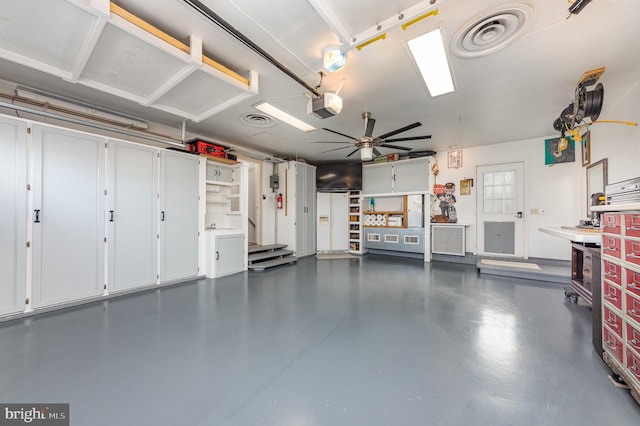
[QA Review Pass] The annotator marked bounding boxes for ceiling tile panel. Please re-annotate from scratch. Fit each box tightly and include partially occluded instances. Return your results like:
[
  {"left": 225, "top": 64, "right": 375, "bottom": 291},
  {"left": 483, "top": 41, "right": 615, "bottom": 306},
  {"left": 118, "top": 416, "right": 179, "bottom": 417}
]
[
  {"left": 81, "top": 23, "right": 187, "bottom": 98},
  {"left": 155, "top": 68, "right": 247, "bottom": 116},
  {"left": 0, "top": 0, "right": 96, "bottom": 72}
]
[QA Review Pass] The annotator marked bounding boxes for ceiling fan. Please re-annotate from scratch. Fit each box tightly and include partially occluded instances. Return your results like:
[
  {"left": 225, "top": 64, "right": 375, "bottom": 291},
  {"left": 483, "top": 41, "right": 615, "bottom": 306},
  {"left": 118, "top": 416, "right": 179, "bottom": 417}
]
[{"left": 312, "top": 112, "right": 432, "bottom": 161}]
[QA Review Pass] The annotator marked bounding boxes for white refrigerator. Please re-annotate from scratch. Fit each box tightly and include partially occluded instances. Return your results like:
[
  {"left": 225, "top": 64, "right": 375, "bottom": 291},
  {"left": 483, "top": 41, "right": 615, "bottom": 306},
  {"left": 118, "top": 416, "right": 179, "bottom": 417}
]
[{"left": 316, "top": 192, "right": 349, "bottom": 253}]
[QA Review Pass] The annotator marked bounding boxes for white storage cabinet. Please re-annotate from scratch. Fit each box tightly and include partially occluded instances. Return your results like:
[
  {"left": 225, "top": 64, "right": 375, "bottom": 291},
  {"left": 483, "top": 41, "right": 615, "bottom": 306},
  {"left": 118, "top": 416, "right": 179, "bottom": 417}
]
[
  {"left": 159, "top": 150, "right": 199, "bottom": 282},
  {"left": 206, "top": 231, "right": 245, "bottom": 278},
  {"left": 277, "top": 161, "right": 316, "bottom": 257},
  {"left": 107, "top": 140, "right": 159, "bottom": 292},
  {"left": 362, "top": 157, "right": 431, "bottom": 195},
  {"left": 0, "top": 116, "right": 27, "bottom": 315},
  {"left": 31, "top": 124, "right": 106, "bottom": 308}
]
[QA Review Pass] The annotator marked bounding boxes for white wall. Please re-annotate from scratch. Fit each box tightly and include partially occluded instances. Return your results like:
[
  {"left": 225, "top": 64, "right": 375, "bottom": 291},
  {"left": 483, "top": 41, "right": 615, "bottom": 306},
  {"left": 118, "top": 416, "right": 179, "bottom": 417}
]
[
  {"left": 431, "top": 74, "right": 640, "bottom": 261},
  {"left": 432, "top": 138, "right": 582, "bottom": 260},
  {"left": 587, "top": 77, "right": 640, "bottom": 190}
]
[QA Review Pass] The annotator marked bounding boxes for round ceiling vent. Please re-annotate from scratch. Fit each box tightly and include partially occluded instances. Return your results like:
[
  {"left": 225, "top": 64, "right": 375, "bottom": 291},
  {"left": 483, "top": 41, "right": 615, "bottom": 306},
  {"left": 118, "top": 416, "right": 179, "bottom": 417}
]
[
  {"left": 452, "top": 4, "right": 533, "bottom": 58},
  {"left": 240, "top": 113, "right": 275, "bottom": 128}
]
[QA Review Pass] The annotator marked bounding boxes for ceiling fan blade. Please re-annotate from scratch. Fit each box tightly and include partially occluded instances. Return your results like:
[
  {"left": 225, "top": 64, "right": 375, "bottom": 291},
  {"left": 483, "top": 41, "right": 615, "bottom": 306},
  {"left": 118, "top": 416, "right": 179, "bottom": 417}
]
[
  {"left": 377, "top": 122, "right": 422, "bottom": 140},
  {"left": 346, "top": 148, "right": 359, "bottom": 157},
  {"left": 309, "top": 141, "right": 352, "bottom": 144},
  {"left": 384, "top": 135, "right": 432, "bottom": 142},
  {"left": 365, "top": 118, "right": 376, "bottom": 138},
  {"left": 380, "top": 144, "right": 412, "bottom": 151},
  {"left": 322, "top": 128, "right": 359, "bottom": 141},
  {"left": 373, "top": 147, "right": 382, "bottom": 157},
  {"left": 321, "top": 146, "right": 355, "bottom": 153}
]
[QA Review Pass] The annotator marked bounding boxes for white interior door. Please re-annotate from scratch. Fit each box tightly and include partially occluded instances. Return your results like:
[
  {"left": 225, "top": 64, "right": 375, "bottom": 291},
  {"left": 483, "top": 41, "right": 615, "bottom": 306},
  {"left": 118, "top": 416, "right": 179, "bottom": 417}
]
[
  {"left": 476, "top": 162, "right": 525, "bottom": 257},
  {"left": 108, "top": 140, "right": 158, "bottom": 292},
  {"left": 0, "top": 117, "right": 27, "bottom": 315},
  {"left": 32, "top": 125, "right": 105, "bottom": 308}
]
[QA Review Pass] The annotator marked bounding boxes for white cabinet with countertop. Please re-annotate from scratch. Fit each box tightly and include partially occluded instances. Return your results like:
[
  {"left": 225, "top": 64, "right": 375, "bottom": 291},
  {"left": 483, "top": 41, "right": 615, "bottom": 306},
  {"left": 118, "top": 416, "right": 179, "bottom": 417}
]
[{"left": 206, "top": 230, "right": 245, "bottom": 278}]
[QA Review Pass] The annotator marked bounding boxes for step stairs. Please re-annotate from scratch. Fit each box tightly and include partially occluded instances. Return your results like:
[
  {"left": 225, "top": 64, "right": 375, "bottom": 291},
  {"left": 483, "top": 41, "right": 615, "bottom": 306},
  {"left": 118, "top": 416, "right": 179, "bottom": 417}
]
[
  {"left": 248, "top": 244, "right": 297, "bottom": 271},
  {"left": 476, "top": 258, "right": 570, "bottom": 284}
]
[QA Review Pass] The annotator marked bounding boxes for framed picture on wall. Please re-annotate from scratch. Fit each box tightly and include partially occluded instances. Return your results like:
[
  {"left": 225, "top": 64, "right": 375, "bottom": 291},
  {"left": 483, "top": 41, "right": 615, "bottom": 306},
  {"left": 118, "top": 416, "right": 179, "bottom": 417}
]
[
  {"left": 581, "top": 131, "right": 591, "bottom": 166},
  {"left": 448, "top": 149, "right": 462, "bottom": 168}
]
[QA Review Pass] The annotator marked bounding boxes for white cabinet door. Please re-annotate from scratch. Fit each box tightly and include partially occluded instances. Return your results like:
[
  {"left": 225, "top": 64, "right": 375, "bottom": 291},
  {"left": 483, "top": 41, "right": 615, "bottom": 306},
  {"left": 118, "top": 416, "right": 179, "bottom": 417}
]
[
  {"left": 206, "top": 162, "right": 233, "bottom": 183},
  {"left": 31, "top": 125, "right": 105, "bottom": 308},
  {"left": 107, "top": 141, "right": 158, "bottom": 292},
  {"left": 0, "top": 117, "right": 27, "bottom": 315},
  {"left": 305, "top": 165, "right": 317, "bottom": 255},
  {"left": 160, "top": 151, "right": 199, "bottom": 282},
  {"left": 295, "top": 163, "right": 306, "bottom": 256},
  {"left": 215, "top": 234, "right": 244, "bottom": 277},
  {"left": 393, "top": 159, "right": 429, "bottom": 193},
  {"left": 362, "top": 163, "right": 393, "bottom": 194}
]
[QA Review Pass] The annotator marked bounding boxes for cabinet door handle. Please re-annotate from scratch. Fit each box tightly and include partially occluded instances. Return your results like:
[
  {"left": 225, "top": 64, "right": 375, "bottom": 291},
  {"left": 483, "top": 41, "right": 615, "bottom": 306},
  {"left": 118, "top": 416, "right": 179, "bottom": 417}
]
[
  {"left": 33, "top": 209, "right": 40, "bottom": 223},
  {"left": 216, "top": 251, "right": 219, "bottom": 260},
  {"left": 109, "top": 210, "right": 114, "bottom": 222},
  {"left": 606, "top": 318, "right": 619, "bottom": 329},
  {"left": 161, "top": 211, "right": 165, "bottom": 221}
]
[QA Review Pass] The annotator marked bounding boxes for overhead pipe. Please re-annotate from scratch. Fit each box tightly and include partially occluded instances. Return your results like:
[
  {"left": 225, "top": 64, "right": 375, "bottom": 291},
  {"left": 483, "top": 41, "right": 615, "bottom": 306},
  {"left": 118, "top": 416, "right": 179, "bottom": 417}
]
[
  {"left": 0, "top": 99, "right": 185, "bottom": 147},
  {"left": 182, "top": 0, "right": 321, "bottom": 97}
]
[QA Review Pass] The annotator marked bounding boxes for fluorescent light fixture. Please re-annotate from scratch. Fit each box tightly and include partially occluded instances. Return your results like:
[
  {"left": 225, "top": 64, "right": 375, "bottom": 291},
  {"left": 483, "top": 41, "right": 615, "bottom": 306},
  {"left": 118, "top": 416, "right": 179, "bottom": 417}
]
[
  {"left": 407, "top": 28, "right": 455, "bottom": 97},
  {"left": 254, "top": 102, "right": 316, "bottom": 132},
  {"left": 323, "top": 46, "right": 346, "bottom": 72}
]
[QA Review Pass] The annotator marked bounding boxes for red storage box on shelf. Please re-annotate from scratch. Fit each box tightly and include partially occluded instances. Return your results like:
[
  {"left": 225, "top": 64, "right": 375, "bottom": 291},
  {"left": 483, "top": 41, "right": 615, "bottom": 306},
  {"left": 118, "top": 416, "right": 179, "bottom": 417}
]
[{"left": 186, "top": 139, "right": 226, "bottom": 158}]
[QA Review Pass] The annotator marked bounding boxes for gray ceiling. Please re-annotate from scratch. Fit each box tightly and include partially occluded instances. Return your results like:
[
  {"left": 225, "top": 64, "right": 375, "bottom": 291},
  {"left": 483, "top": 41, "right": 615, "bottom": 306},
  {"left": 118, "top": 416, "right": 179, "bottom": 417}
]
[{"left": 0, "top": 0, "right": 638, "bottom": 162}]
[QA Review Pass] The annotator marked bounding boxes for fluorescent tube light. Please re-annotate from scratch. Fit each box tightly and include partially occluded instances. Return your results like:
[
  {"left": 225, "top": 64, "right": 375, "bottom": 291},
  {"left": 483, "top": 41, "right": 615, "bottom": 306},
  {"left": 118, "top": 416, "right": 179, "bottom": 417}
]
[
  {"left": 254, "top": 102, "right": 316, "bottom": 132},
  {"left": 407, "top": 28, "right": 455, "bottom": 97}
]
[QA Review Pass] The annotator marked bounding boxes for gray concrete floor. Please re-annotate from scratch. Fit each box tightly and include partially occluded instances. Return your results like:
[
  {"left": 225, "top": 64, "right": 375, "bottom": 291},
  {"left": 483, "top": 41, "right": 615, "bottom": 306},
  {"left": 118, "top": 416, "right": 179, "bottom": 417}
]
[{"left": 1, "top": 255, "right": 640, "bottom": 425}]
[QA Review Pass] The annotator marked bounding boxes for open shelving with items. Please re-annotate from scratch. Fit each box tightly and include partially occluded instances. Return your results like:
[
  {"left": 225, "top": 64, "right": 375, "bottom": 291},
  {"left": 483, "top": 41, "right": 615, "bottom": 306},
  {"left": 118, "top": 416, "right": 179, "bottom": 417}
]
[
  {"left": 362, "top": 195, "right": 408, "bottom": 228},
  {"left": 348, "top": 191, "right": 364, "bottom": 254},
  {"left": 204, "top": 159, "right": 242, "bottom": 230}
]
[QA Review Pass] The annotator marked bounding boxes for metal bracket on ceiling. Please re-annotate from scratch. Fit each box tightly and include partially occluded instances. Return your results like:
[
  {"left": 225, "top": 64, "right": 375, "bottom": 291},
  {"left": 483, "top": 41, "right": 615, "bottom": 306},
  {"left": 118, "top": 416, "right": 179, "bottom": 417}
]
[{"left": 307, "top": 0, "right": 449, "bottom": 50}]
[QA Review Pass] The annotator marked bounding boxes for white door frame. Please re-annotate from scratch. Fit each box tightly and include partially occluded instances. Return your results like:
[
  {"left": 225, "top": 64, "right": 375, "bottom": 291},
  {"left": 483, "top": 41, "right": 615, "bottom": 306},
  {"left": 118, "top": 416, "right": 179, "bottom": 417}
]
[{"left": 476, "top": 161, "right": 526, "bottom": 258}]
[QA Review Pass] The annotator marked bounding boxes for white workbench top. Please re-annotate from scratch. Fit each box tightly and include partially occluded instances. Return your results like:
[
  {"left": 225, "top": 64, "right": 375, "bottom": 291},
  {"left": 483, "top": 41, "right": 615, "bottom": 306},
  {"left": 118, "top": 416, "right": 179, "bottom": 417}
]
[
  {"left": 591, "top": 202, "right": 640, "bottom": 212},
  {"left": 538, "top": 227, "right": 601, "bottom": 244}
]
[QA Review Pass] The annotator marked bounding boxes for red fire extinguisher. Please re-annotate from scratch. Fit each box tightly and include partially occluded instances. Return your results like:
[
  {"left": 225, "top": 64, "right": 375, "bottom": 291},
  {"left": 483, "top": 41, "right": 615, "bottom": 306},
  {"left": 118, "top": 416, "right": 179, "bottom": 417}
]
[{"left": 277, "top": 193, "right": 283, "bottom": 209}]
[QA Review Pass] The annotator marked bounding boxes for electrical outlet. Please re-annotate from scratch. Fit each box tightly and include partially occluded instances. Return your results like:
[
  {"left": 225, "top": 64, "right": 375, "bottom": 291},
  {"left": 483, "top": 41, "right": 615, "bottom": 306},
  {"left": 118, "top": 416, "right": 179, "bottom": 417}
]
[{"left": 530, "top": 208, "right": 539, "bottom": 215}]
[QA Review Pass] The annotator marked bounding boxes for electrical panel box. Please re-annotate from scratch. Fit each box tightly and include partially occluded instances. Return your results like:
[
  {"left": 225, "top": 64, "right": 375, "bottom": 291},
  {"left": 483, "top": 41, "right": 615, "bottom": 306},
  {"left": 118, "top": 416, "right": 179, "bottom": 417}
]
[{"left": 270, "top": 175, "right": 279, "bottom": 189}]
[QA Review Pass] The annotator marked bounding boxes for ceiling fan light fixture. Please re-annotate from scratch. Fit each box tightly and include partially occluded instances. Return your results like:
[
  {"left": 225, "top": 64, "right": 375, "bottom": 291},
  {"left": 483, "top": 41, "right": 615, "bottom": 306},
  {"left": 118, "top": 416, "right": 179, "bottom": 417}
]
[
  {"left": 360, "top": 146, "right": 374, "bottom": 161},
  {"left": 407, "top": 28, "right": 455, "bottom": 97},
  {"left": 323, "top": 46, "right": 346, "bottom": 73}
]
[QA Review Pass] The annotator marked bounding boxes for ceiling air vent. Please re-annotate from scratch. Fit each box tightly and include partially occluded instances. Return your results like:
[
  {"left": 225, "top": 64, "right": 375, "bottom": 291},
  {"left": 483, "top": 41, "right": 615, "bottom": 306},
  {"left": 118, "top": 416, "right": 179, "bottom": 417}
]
[
  {"left": 240, "top": 113, "right": 275, "bottom": 128},
  {"left": 452, "top": 4, "right": 533, "bottom": 58}
]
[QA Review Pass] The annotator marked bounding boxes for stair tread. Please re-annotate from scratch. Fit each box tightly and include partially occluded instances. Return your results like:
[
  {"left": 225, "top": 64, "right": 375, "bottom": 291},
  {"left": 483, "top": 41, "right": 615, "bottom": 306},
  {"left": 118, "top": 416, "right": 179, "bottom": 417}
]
[
  {"left": 476, "top": 260, "right": 570, "bottom": 284},
  {"left": 248, "top": 244, "right": 288, "bottom": 253},
  {"left": 248, "top": 256, "right": 298, "bottom": 271},
  {"left": 248, "top": 249, "right": 294, "bottom": 262}
]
